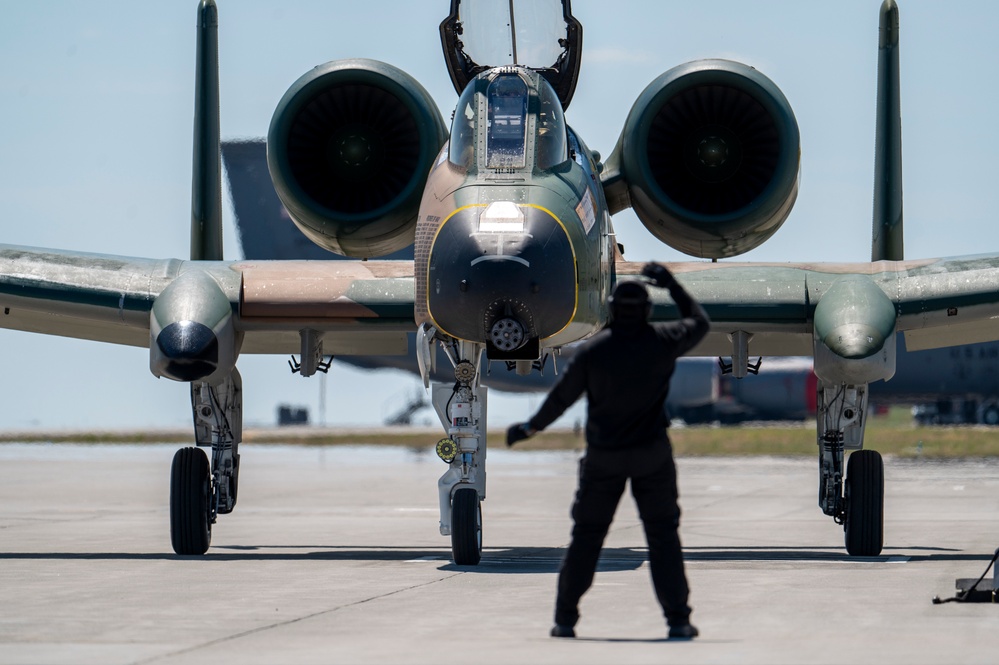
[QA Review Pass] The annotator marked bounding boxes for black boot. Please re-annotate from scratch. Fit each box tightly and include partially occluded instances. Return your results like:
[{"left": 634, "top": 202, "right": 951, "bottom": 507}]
[
  {"left": 668, "top": 623, "right": 699, "bottom": 640},
  {"left": 550, "top": 624, "right": 576, "bottom": 638}
]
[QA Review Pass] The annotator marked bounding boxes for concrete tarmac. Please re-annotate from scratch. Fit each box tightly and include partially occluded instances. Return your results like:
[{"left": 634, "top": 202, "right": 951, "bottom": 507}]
[{"left": 2, "top": 441, "right": 999, "bottom": 664}]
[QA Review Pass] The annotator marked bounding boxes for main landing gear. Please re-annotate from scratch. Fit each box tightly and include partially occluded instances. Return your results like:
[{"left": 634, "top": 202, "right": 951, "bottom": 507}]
[
  {"left": 170, "top": 369, "right": 242, "bottom": 555},
  {"left": 426, "top": 337, "right": 487, "bottom": 566},
  {"left": 816, "top": 382, "right": 884, "bottom": 556}
]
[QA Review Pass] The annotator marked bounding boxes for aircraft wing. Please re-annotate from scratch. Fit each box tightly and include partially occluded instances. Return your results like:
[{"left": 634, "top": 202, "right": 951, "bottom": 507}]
[
  {"left": 6, "top": 244, "right": 997, "bottom": 362},
  {"left": 236, "top": 259, "right": 413, "bottom": 355},
  {"left": 0, "top": 245, "right": 414, "bottom": 357},
  {"left": 618, "top": 255, "right": 999, "bottom": 356}
]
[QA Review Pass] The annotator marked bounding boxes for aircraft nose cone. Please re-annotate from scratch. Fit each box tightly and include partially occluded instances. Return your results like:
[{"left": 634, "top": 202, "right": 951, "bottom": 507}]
[
  {"left": 154, "top": 320, "right": 219, "bottom": 381},
  {"left": 426, "top": 205, "right": 576, "bottom": 345}
]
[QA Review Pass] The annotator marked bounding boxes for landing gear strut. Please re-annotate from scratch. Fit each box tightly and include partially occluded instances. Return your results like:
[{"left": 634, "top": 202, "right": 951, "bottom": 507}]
[
  {"left": 816, "top": 381, "right": 884, "bottom": 556},
  {"left": 429, "top": 340, "right": 487, "bottom": 565},
  {"left": 169, "top": 369, "right": 242, "bottom": 555}
]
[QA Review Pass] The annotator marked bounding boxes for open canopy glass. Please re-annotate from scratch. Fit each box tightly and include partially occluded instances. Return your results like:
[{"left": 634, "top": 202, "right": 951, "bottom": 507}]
[{"left": 440, "top": 0, "right": 582, "bottom": 109}]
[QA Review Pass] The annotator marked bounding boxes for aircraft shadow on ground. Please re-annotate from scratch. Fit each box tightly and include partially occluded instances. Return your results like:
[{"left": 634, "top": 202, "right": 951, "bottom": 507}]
[
  {"left": 682, "top": 545, "right": 968, "bottom": 563},
  {"left": 0, "top": 544, "right": 983, "bottom": 567},
  {"left": 0, "top": 545, "right": 631, "bottom": 573}
]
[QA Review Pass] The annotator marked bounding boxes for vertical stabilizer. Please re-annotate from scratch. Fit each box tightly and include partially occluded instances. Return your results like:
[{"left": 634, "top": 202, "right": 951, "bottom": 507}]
[
  {"left": 871, "top": 0, "right": 903, "bottom": 261},
  {"left": 190, "top": 0, "right": 223, "bottom": 261}
]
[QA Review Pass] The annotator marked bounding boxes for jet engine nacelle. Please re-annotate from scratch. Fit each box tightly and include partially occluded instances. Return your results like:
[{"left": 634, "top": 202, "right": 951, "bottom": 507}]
[
  {"left": 267, "top": 59, "right": 448, "bottom": 258},
  {"left": 605, "top": 60, "right": 800, "bottom": 259}
]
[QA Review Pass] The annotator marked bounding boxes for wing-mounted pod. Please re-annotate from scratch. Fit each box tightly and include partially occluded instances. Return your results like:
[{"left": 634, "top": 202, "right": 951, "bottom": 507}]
[
  {"left": 267, "top": 59, "right": 448, "bottom": 258},
  {"left": 603, "top": 60, "right": 800, "bottom": 259},
  {"left": 150, "top": 269, "right": 240, "bottom": 385}
]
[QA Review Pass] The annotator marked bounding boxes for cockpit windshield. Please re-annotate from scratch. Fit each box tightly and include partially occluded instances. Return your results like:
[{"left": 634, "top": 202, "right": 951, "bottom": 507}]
[
  {"left": 448, "top": 68, "right": 567, "bottom": 173},
  {"left": 486, "top": 75, "right": 528, "bottom": 169}
]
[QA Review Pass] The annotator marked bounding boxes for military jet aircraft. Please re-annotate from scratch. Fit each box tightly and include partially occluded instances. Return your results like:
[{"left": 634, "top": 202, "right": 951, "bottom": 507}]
[
  {"left": 2, "top": 0, "right": 999, "bottom": 565},
  {"left": 224, "top": 140, "right": 999, "bottom": 426}
]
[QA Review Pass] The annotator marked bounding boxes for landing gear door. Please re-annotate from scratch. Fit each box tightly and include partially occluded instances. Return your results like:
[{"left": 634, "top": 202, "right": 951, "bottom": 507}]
[{"left": 440, "top": 0, "right": 583, "bottom": 109}]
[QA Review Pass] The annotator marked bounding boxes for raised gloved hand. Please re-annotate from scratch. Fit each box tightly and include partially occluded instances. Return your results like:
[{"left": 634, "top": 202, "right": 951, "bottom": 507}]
[
  {"left": 506, "top": 422, "right": 537, "bottom": 447},
  {"left": 641, "top": 262, "right": 678, "bottom": 289}
]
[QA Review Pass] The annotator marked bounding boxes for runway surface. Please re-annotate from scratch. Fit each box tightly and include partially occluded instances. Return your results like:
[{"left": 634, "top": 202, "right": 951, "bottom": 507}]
[{"left": 2, "top": 442, "right": 999, "bottom": 664}]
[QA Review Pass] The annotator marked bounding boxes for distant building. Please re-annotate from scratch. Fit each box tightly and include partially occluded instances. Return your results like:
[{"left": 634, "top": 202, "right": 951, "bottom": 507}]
[{"left": 277, "top": 405, "right": 309, "bottom": 426}]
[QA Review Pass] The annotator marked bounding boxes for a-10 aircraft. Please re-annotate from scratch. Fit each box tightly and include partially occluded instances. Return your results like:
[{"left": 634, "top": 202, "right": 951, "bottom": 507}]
[{"left": 2, "top": 0, "right": 999, "bottom": 564}]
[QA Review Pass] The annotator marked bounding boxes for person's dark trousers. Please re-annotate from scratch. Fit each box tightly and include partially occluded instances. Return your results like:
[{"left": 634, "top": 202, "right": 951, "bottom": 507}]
[{"left": 554, "top": 442, "right": 691, "bottom": 628}]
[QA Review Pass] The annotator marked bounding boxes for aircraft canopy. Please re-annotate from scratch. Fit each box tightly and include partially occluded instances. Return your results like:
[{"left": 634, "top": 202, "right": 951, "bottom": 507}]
[
  {"left": 448, "top": 68, "right": 568, "bottom": 173},
  {"left": 440, "top": 0, "right": 582, "bottom": 109}
]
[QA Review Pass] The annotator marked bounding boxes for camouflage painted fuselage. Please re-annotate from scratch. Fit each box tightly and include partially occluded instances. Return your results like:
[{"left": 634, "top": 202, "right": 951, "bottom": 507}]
[{"left": 413, "top": 68, "right": 612, "bottom": 358}]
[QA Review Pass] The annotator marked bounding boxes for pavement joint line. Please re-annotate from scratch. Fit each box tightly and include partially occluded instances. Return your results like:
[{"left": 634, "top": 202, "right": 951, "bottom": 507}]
[{"left": 129, "top": 570, "right": 464, "bottom": 665}]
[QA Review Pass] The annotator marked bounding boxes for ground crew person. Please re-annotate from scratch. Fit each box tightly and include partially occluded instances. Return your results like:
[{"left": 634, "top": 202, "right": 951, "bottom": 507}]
[{"left": 506, "top": 262, "right": 709, "bottom": 640}]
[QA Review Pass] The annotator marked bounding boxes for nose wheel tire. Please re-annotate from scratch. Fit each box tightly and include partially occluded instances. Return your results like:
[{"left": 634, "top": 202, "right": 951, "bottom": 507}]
[
  {"left": 170, "top": 447, "right": 212, "bottom": 555},
  {"left": 844, "top": 450, "right": 884, "bottom": 557},
  {"left": 451, "top": 487, "right": 482, "bottom": 565}
]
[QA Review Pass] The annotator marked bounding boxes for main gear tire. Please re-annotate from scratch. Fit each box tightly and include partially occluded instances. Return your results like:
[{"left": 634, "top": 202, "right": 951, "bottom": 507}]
[
  {"left": 844, "top": 450, "right": 884, "bottom": 557},
  {"left": 170, "top": 447, "right": 212, "bottom": 555}
]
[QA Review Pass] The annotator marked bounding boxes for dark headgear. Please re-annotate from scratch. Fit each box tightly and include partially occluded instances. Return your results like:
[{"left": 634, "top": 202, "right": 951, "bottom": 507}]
[{"left": 608, "top": 281, "right": 651, "bottom": 323}]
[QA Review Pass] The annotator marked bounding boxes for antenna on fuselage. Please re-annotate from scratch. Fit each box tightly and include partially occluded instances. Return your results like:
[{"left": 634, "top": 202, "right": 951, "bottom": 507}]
[
  {"left": 190, "top": 0, "right": 223, "bottom": 261},
  {"left": 508, "top": 0, "right": 519, "bottom": 64},
  {"left": 871, "top": 0, "right": 903, "bottom": 261}
]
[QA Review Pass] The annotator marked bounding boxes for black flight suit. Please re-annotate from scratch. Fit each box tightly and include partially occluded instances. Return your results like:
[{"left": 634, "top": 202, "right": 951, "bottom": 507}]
[{"left": 526, "top": 278, "right": 710, "bottom": 629}]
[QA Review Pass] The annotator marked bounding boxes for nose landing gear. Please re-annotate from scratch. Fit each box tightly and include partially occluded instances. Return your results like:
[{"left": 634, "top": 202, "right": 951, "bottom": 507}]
[{"left": 429, "top": 340, "right": 488, "bottom": 565}]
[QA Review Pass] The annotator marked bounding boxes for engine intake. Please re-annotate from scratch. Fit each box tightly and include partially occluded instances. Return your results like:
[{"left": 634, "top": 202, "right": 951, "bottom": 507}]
[
  {"left": 267, "top": 59, "right": 448, "bottom": 258},
  {"left": 605, "top": 60, "right": 800, "bottom": 259}
]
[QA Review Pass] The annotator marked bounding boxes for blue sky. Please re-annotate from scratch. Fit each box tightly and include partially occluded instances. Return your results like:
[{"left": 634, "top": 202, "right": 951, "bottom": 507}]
[{"left": 0, "top": 1, "right": 997, "bottom": 429}]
